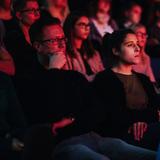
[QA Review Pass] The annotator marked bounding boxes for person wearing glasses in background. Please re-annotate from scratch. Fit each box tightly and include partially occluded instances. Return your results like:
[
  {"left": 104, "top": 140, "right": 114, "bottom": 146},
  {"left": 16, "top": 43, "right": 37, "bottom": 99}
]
[
  {"left": 131, "top": 24, "right": 156, "bottom": 84},
  {"left": 4, "top": 0, "right": 41, "bottom": 78},
  {"left": 63, "top": 11, "right": 104, "bottom": 81}
]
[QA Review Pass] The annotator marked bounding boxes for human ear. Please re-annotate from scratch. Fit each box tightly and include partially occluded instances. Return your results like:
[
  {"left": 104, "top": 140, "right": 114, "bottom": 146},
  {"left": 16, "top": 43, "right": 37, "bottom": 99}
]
[
  {"left": 112, "top": 48, "right": 119, "bottom": 56},
  {"left": 16, "top": 12, "right": 22, "bottom": 21},
  {"left": 33, "top": 42, "right": 41, "bottom": 52}
]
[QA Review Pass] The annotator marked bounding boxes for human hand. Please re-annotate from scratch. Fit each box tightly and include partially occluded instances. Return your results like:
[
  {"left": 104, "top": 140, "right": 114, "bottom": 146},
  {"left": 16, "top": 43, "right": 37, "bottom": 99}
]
[
  {"left": 128, "top": 122, "right": 147, "bottom": 141},
  {"left": 51, "top": 117, "right": 75, "bottom": 135},
  {"left": 49, "top": 52, "right": 66, "bottom": 69},
  {"left": 11, "top": 138, "right": 24, "bottom": 151}
]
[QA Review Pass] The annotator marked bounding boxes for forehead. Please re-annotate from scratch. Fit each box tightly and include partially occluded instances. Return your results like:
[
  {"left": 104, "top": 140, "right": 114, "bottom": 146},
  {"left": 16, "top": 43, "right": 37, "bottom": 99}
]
[
  {"left": 131, "top": 5, "right": 142, "bottom": 12},
  {"left": 135, "top": 26, "right": 146, "bottom": 33},
  {"left": 42, "top": 25, "right": 64, "bottom": 38},
  {"left": 98, "top": 0, "right": 110, "bottom": 9},
  {"left": 53, "top": 0, "right": 67, "bottom": 4},
  {"left": 123, "top": 33, "right": 137, "bottom": 42},
  {"left": 76, "top": 16, "right": 89, "bottom": 23},
  {"left": 24, "top": 1, "right": 39, "bottom": 8}
]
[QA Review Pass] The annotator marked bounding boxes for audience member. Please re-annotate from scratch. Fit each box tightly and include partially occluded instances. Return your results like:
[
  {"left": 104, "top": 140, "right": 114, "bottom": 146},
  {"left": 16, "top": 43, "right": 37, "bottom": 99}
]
[
  {"left": 0, "top": 20, "right": 15, "bottom": 75},
  {"left": 4, "top": 0, "right": 41, "bottom": 78},
  {"left": 92, "top": 29, "right": 160, "bottom": 150},
  {"left": 0, "top": 0, "right": 12, "bottom": 20},
  {"left": 132, "top": 24, "right": 156, "bottom": 83},
  {"left": 63, "top": 11, "right": 104, "bottom": 81},
  {"left": 119, "top": 1, "right": 142, "bottom": 29},
  {"left": 88, "top": 0, "right": 118, "bottom": 55},
  {"left": 38, "top": 0, "right": 69, "bottom": 24}
]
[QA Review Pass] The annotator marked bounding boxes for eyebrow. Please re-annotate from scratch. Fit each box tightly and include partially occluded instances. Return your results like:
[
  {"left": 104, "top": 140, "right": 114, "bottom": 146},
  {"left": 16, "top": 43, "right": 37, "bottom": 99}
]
[{"left": 123, "top": 41, "right": 138, "bottom": 44}]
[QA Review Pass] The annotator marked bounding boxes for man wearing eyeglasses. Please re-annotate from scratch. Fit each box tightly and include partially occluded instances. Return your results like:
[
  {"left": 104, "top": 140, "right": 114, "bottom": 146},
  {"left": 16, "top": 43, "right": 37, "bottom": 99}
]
[{"left": 30, "top": 15, "right": 67, "bottom": 70}]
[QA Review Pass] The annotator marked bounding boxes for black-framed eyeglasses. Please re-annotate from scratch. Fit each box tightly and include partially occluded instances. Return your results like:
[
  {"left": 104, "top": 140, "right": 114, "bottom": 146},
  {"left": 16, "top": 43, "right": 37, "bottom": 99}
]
[
  {"left": 76, "top": 22, "right": 91, "bottom": 29},
  {"left": 136, "top": 32, "right": 148, "bottom": 38},
  {"left": 39, "top": 37, "right": 67, "bottom": 45},
  {"left": 20, "top": 8, "right": 40, "bottom": 14}
]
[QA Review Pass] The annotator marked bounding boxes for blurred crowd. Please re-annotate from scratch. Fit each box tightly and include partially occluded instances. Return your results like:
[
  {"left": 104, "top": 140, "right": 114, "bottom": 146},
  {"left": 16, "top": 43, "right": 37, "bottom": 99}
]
[{"left": 0, "top": 0, "right": 160, "bottom": 160}]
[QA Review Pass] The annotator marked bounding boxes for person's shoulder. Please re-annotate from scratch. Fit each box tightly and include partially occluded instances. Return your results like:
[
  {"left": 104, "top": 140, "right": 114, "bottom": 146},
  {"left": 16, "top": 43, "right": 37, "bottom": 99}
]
[
  {"left": 133, "top": 71, "right": 151, "bottom": 82},
  {"left": 93, "top": 69, "right": 114, "bottom": 82}
]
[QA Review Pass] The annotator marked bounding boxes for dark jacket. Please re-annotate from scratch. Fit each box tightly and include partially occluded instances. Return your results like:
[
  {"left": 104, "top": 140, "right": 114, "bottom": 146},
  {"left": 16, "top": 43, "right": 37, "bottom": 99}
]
[
  {"left": 92, "top": 69, "right": 159, "bottom": 137},
  {"left": 4, "top": 18, "right": 42, "bottom": 78},
  {"left": 0, "top": 72, "right": 26, "bottom": 139}
]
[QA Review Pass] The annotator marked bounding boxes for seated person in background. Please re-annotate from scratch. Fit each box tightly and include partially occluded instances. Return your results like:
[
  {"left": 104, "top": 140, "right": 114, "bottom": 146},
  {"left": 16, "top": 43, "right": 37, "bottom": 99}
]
[
  {"left": 0, "top": 0, "right": 12, "bottom": 20},
  {"left": 0, "top": 72, "right": 27, "bottom": 160},
  {"left": 131, "top": 24, "right": 156, "bottom": 83},
  {"left": 63, "top": 11, "right": 104, "bottom": 81},
  {"left": 0, "top": 20, "right": 15, "bottom": 76},
  {"left": 4, "top": 0, "right": 41, "bottom": 78},
  {"left": 29, "top": 18, "right": 156, "bottom": 160},
  {"left": 148, "top": 3, "right": 160, "bottom": 48},
  {"left": 92, "top": 29, "right": 160, "bottom": 150},
  {"left": 38, "top": 0, "right": 69, "bottom": 24},
  {"left": 29, "top": 16, "right": 66, "bottom": 70},
  {"left": 119, "top": 1, "right": 142, "bottom": 29},
  {"left": 88, "top": 0, "right": 118, "bottom": 55}
]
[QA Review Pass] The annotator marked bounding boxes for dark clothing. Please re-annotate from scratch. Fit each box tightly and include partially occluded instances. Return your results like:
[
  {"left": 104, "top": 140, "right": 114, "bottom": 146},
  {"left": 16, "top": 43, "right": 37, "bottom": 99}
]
[
  {"left": 0, "top": 72, "right": 26, "bottom": 160},
  {"left": 89, "top": 20, "right": 118, "bottom": 60},
  {"left": 4, "top": 18, "right": 42, "bottom": 78},
  {"left": 115, "top": 73, "right": 148, "bottom": 110},
  {"left": 92, "top": 69, "right": 159, "bottom": 137},
  {"left": 0, "top": 72, "right": 26, "bottom": 138}
]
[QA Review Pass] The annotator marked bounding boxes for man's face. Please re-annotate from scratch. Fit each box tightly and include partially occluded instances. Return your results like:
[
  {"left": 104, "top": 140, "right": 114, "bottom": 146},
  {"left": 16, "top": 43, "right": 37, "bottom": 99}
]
[
  {"left": 36, "top": 24, "right": 66, "bottom": 56},
  {"left": 17, "top": 1, "right": 40, "bottom": 27}
]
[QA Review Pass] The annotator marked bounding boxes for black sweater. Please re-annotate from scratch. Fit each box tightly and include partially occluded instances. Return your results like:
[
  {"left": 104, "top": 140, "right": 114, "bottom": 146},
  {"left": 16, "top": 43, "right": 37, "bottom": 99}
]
[{"left": 92, "top": 69, "right": 159, "bottom": 137}]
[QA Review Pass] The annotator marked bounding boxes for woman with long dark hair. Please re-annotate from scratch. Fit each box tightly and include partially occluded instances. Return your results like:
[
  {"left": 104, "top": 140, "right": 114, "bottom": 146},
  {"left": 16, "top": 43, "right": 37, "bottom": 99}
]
[
  {"left": 92, "top": 29, "right": 160, "bottom": 150},
  {"left": 63, "top": 11, "right": 104, "bottom": 81}
]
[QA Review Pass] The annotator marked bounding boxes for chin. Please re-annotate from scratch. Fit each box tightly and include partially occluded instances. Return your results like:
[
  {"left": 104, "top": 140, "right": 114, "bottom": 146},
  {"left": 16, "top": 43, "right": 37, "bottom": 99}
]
[{"left": 133, "top": 60, "right": 140, "bottom": 64}]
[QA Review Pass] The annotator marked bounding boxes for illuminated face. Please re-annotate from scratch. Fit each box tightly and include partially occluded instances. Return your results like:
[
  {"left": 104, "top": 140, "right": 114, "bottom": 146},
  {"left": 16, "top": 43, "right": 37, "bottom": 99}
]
[
  {"left": 36, "top": 24, "right": 66, "bottom": 55},
  {"left": 117, "top": 33, "right": 140, "bottom": 65},
  {"left": 128, "top": 5, "right": 142, "bottom": 24},
  {"left": 49, "top": 0, "right": 67, "bottom": 8},
  {"left": 74, "top": 16, "right": 90, "bottom": 40},
  {"left": 135, "top": 26, "right": 147, "bottom": 48},
  {"left": 17, "top": 1, "right": 40, "bottom": 27}
]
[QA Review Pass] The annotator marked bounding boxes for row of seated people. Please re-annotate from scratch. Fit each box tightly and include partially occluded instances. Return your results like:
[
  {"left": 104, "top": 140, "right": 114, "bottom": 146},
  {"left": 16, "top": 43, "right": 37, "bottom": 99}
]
[
  {"left": 0, "top": 12, "right": 160, "bottom": 160},
  {"left": 0, "top": 0, "right": 160, "bottom": 159},
  {"left": 0, "top": 0, "right": 158, "bottom": 83}
]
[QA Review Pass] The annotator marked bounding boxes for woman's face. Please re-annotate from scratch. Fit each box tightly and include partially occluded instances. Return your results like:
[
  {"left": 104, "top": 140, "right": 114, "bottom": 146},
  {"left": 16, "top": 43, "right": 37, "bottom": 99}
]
[
  {"left": 117, "top": 33, "right": 140, "bottom": 65},
  {"left": 73, "top": 16, "right": 90, "bottom": 40},
  {"left": 135, "top": 26, "right": 147, "bottom": 48}
]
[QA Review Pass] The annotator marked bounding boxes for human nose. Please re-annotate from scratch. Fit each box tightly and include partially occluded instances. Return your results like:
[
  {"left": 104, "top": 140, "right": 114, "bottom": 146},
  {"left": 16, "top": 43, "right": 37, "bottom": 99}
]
[
  {"left": 135, "top": 44, "right": 140, "bottom": 52},
  {"left": 58, "top": 40, "right": 66, "bottom": 49},
  {"left": 34, "top": 9, "right": 40, "bottom": 17}
]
